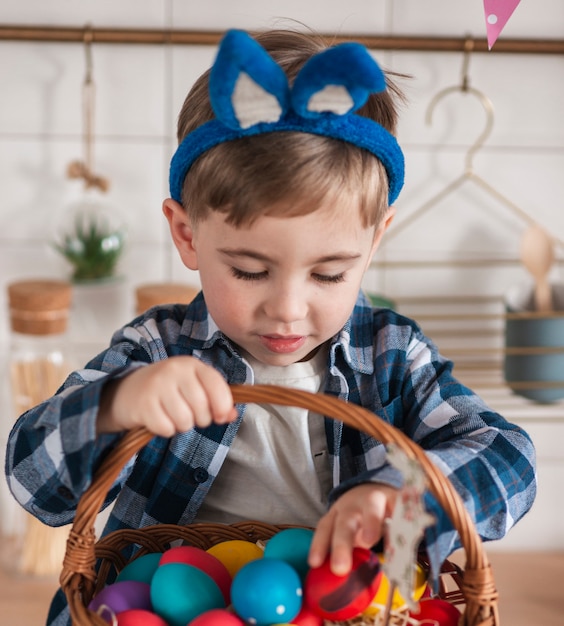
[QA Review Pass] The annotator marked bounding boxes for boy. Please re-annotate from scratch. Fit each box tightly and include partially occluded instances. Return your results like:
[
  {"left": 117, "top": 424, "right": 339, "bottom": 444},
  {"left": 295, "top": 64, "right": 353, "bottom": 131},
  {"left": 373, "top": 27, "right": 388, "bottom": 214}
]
[{"left": 6, "top": 28, "right": 536, "bottom": 625}]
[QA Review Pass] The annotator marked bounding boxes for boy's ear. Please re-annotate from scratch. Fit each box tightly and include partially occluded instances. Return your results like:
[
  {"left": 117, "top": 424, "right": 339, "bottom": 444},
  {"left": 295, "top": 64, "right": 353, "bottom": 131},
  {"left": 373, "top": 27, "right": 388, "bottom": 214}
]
[
  {"left": 372, "top": 206, "right": 396, "bottom": 251},
  {"left": 162, "top": 198, "right": 199, "bottom": 270}
]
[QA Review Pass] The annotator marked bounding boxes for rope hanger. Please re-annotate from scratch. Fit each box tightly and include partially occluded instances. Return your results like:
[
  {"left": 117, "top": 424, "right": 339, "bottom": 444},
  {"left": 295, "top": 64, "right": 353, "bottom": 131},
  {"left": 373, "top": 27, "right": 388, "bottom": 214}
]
[{"left": 66, "top": 24, "right": 110, "bottom": 193}]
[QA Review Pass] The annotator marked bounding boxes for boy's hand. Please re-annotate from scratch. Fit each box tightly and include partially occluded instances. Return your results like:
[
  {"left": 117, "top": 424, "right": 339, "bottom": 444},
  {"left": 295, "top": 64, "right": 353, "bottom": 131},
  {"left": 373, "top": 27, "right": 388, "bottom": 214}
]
[
  {"left": 308, "top": 483, "right": 398, "bottom": 576},
  {"left": 97, "top": 356, "right": 238, "bottom": 437}
]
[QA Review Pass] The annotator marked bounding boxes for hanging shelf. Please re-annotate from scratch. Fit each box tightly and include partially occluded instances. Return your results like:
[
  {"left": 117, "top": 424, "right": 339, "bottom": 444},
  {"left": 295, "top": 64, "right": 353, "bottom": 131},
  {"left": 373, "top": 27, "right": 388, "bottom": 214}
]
[{"left": 0, "top": 24, "right": 563, "bottom": 54}]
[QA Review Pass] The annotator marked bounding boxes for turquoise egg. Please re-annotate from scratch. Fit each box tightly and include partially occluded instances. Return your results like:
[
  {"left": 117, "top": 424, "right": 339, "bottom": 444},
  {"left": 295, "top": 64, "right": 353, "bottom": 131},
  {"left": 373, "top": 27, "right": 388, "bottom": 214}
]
[
  {"left": 263, "top": 528, "right": 314, "bottom": 582},
  {"left": 117, "top": 553, "right": 163, "bottom": 584},
  {"left": 150, "top": 562, "right": 225, "bottom": 626},
  {"left": 231, "top": 558, "right": 302, "bottom": 625}
]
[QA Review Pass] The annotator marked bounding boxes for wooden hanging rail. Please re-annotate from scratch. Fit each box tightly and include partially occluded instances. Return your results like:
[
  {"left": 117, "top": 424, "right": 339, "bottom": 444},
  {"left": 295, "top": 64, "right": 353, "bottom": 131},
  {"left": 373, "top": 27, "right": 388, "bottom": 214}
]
[{"left": 0, "top": 24, "right": 563, "bottom": 54}]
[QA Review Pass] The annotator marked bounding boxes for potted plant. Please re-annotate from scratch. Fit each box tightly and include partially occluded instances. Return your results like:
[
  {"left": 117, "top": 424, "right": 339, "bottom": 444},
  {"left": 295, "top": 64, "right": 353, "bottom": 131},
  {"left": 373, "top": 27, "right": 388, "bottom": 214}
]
[{"left": 54, "top": 200, "right": 124, "bottom": 283}]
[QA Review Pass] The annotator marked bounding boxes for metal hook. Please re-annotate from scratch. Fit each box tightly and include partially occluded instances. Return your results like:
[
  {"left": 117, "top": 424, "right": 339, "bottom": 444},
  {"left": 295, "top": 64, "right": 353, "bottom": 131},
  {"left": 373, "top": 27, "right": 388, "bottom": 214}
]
[
  {"left": 461, "top": 36, "right": 474, "bottom": 91},
  {"left": 425, "top": 37, "right": 495, "bottom": 174}
]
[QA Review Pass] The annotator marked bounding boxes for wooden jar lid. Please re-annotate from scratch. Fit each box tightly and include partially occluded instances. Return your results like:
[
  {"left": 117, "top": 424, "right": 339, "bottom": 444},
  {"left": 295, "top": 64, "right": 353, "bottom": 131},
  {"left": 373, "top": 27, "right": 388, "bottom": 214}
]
[
  {"left": 135, "top": 283, "right": 199, "bottom": 315},
  {"left": 8, "top": 279, "right": 72, "bottom": 335}
]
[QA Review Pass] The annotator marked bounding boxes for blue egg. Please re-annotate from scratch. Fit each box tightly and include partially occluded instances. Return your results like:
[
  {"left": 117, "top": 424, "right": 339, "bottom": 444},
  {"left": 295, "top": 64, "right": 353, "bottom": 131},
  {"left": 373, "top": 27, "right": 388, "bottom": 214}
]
[
  {"left": 117, "top": 553, "right": 163, "bottom": 584},
  {"left": 231, "top": 558, "right": 302, "bottom": 625},
  {"left": 150, "top": 562, "right": 225, "bottom": 626},
  {"left": 263, "top": 528, "right": 314, "bottom": 582}
]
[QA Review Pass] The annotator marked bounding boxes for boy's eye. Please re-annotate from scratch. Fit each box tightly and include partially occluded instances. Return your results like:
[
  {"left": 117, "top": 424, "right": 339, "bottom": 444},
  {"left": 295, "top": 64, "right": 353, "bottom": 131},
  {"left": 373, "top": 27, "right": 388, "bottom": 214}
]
[
  {"left": 230, "top": 267, "right": 268, "bottom": 281},
  {"left": 313, "top": 273, "right": 345, "bottom": 284}
]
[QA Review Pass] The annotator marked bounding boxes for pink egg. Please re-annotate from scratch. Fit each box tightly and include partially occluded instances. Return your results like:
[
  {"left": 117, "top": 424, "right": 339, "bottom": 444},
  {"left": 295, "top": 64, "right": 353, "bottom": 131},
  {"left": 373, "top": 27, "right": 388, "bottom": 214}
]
[
  {"left": 160, "top": 546, "right": 232, "bottom": 603},
  {"left": 88, "top": 581, "right": 152, "bottom": 617},
  {"left": 188, "top": 608, "right": 246, "bottom": 625},
  {"left": 117, "top": 609, "right": 168, "bottom": 626}
]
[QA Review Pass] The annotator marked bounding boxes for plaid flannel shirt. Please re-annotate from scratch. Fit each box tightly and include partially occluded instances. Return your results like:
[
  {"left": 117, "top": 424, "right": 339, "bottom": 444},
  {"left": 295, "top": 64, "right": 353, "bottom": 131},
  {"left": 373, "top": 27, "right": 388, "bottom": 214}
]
[{"left": 5, "top": 291, "right": 537, "bottom": 625}]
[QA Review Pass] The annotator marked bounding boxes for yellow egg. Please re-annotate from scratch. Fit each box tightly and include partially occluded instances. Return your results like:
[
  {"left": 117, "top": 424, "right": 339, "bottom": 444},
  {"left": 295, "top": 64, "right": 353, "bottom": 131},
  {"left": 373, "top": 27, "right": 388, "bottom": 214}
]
[
  {"left": 363, "top": 558, "right": 427, "bottom": 617},
  {"left": 206, "top": 540, "right": 264, "bottom": 578}
]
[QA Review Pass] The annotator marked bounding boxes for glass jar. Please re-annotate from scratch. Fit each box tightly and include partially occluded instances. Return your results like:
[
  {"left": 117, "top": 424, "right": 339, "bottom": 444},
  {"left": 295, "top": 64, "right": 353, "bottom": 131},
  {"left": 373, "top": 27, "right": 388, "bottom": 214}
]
[
  {"left": 4, "top": 279, "right": 74, "bottom": 576},
  {"left": 135, "top": 282, "right": 199, "bottom": 316}
]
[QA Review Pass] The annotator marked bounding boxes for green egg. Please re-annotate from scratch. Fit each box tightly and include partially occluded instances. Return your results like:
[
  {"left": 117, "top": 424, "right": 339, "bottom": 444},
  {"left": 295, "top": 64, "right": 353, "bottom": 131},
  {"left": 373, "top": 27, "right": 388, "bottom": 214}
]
[
  {"left": 263, "top": 528, "right": 314, "bottom": 582},
  {"left": 151, "top": 562, "right": 225, "bottom": 626},
  {"left": 117, "top": 553, "right": 163, "bottom": 584}
]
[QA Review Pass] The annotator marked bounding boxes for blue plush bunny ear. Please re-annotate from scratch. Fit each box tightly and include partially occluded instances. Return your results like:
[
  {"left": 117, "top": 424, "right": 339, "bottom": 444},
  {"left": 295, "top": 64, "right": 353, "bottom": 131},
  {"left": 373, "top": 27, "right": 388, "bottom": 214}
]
[
  {"left": 209, "top": 30, "right": 290, "bottom": 130},
  {"left": 291, "top": 42, "right": 387, "bottom": 118}
]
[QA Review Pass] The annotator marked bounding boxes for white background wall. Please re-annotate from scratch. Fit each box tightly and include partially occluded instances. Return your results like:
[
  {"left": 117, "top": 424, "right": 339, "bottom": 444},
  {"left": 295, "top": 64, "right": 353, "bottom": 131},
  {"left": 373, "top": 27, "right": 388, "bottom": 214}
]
[{"left": 1, "top": 1, "right": 563, "bottom": 550}]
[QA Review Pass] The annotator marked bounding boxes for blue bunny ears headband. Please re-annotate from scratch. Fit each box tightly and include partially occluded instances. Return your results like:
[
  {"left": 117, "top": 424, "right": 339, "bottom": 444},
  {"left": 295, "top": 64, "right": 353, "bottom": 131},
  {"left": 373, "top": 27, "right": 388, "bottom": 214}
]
[{"left": 169, "top": 29, "right": 405, "bottom": 206}]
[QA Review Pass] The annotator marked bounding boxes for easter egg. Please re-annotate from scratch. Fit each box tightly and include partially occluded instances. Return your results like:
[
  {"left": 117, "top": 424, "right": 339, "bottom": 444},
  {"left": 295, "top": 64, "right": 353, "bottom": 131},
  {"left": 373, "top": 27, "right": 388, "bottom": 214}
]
[
  {"left": 188, "top": 608, "right": 246, "bottom": 625},
  {"left": 285, "top": 603, "right": 324, "bottom": 625},
  {"left": 206, "top": 539, "right": 263, "bottom": 578},
  {"left": 116, "top": 553, "right": 163, "bottom": 584},
  {"left": 264, "top": 528, "right": 314, "bottom": 582},
  {"left": 363, "top": 559, "right": 427, "bottom": 616},
  {"left": 88, "top": 581, "right": 152, "bottom": 616},
  {"left": 304, "top": 548, "right": 383, "bottom": 621},
  {"left": 116, "top": 609, "right": 168, "bottom": 625},
  {"left": 231, "top": 558, "right": 302, "bottom": 625},
  {"left": 150, "top": 562, "right": 225, "bottom": 626},
  {"left": 408, "top": 598, "right": 462, "bottom": 625},
  {"left": 160, "top": 546, "right": 232, "bottom": 603}
]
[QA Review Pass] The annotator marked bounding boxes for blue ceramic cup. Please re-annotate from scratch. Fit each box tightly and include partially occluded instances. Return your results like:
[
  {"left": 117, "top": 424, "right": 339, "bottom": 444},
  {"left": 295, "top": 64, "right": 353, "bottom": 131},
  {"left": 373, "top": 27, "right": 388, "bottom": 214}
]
[{"left": 504, "top": 282, "right": 564, "bottom": 403}]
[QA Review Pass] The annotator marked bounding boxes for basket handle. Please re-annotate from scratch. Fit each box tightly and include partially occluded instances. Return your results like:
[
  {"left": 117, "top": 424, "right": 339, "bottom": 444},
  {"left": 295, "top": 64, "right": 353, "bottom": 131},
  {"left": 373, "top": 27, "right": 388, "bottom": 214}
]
[{"left": 61, "top": 384, "right": 499, "bottom": 625}]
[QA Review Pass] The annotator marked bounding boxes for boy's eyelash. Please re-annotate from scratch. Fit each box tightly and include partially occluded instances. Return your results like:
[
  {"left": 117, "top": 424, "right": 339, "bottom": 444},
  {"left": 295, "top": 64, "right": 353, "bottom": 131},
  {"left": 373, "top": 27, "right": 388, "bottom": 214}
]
[
  {"left": 230, "top": 267, "right": 345, "bottom": 284},
  {"left": 313, "top": 273, "right": 345, "bottom": 284},
  {"left": 230, "top": 267, "right": 268, "bottom": 281}
]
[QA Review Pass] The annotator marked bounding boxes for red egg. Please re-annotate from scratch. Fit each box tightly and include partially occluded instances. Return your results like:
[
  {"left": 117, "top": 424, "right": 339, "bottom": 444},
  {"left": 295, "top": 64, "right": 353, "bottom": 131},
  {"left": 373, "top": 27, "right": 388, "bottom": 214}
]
[
  {"left": 188, "top": 608, "right": 246, "bottom": 625},
  {"left": 160, "top": 546, "right": 232, "bottom": 603},
  {"left": 304, "top": 548, "right": 383, "bottom": 621},
  {"left": 408, "top": 598, "right": 462, "bottom": 625},
  {"left": 289, "top": 603, "right": 324, "bottom": 625},
  {"left": 117, "top": 609, "right": 169, "bottom": 626}
]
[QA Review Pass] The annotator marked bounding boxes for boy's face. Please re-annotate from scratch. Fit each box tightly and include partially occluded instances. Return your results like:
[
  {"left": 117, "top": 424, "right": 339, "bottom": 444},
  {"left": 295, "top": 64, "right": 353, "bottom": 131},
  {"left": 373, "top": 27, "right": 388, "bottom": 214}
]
[{"left": 165, "top": 197, "right": 393, "bottom": 366}]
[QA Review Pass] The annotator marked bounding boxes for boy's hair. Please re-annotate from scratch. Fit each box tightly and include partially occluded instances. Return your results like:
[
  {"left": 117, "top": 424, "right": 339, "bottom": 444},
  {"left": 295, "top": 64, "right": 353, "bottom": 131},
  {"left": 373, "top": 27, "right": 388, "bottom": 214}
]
[{"left": 176, "top": 29, "right": 405, "bottom": 228}]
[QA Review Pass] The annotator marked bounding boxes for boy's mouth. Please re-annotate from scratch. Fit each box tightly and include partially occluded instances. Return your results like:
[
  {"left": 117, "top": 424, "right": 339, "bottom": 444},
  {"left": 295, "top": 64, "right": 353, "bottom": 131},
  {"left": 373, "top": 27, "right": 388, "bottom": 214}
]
[{"left": 259, "top": 334, "right": 307, "bottom": 354}]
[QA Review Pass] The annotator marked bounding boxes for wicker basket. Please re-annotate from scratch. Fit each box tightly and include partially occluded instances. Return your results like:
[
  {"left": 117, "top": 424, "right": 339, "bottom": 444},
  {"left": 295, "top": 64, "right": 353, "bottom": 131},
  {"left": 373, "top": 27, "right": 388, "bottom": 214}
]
[{"left": 60, "top": 384, "right": 499, "bottom": 625}]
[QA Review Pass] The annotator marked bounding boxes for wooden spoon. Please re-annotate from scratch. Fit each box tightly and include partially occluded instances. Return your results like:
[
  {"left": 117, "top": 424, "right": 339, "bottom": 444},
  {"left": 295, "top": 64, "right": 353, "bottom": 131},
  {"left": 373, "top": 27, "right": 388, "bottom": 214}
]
[{"left": 520, "top": 223, "right": 555, "bottom": 313}]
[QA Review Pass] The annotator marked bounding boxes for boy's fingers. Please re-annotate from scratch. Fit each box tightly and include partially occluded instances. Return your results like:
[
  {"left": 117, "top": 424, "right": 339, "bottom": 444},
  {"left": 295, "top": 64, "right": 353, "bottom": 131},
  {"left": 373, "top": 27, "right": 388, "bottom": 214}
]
[
  {"left": 328, "top": 516, "right": 359, "bottom": 576},
  {"left": 308, "top": 514, "right": 333, "bottom": 568},
  {"left": 158, "top": 389, "right": 196, "bottom": 431},
  {"left": 196, "top": 366, "right": 236, "bottom": 422},
  {"left": 174, "top": 375, "right": 213, "bottom": 428}
]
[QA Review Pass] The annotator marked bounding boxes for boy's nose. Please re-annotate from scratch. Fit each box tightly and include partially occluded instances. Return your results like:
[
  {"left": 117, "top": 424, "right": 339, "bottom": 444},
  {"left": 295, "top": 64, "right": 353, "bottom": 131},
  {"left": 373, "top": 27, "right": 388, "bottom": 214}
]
[{"left": 264, "top": 286, "right": 308, "bottom": 323}]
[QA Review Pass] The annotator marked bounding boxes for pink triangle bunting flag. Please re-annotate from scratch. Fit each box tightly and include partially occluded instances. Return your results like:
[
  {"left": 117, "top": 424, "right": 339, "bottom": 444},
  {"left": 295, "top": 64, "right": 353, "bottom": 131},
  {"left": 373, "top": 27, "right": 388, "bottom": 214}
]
[{"left": 483, "top": 0, "right": 523, "bottom": 49}]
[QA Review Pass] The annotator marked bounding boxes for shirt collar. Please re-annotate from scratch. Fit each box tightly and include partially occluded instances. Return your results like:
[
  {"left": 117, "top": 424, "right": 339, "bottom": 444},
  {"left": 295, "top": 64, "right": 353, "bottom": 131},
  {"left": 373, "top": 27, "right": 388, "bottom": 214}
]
[
  {"left": 330, "top": 291, "right": 375, "bottom": 375},
  {"left": 186, "top": 290, "right": 376, "bottom": 373}
]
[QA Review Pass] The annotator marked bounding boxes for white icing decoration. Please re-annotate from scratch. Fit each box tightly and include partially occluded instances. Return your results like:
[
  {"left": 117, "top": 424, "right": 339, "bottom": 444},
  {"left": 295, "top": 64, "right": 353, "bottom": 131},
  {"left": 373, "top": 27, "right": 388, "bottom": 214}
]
[
  {"left": 307, "top": 84, "right": 354, "bottom": 115},
  {"left": 232, "top": 71, "right": 283, "bottom": 129},
  {"left": 383, "top": 445, "right": 434, "bottom": 610}
]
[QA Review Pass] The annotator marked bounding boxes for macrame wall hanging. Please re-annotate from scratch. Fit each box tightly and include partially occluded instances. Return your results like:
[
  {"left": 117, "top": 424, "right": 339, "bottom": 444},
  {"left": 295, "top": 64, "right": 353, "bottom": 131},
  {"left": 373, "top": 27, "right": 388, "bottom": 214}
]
[{"left": 54, "top": 25, "right": 125, "bottom": 283}]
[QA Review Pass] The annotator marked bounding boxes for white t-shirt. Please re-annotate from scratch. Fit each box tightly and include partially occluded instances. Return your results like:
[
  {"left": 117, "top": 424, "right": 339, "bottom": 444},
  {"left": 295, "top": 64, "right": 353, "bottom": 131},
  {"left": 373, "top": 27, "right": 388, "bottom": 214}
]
[{"left": 194, "top": 347, "right": 332, "bottom": 527}]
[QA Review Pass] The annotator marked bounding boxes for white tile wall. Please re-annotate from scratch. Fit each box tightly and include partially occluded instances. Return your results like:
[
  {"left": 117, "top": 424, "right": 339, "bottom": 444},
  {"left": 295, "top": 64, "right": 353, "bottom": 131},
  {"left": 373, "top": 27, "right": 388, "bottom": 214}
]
[{"left": 1, "top": 0, "right": 563, "bottom": 550}]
